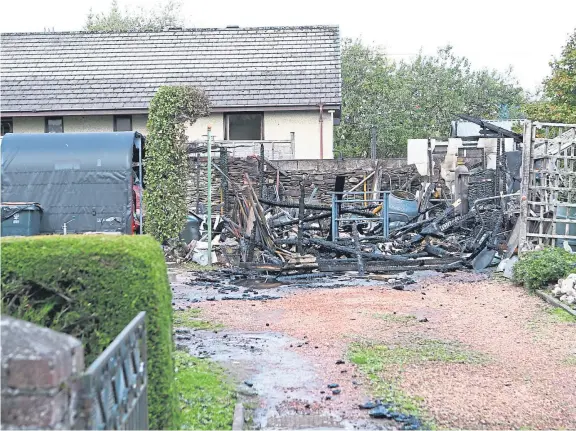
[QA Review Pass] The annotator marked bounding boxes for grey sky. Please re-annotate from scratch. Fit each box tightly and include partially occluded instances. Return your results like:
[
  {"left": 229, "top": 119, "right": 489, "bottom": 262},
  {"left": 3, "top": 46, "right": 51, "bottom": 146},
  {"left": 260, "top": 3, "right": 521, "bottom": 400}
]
[{"left": 3, "top": 0, "right": 575, "bottom": 92}]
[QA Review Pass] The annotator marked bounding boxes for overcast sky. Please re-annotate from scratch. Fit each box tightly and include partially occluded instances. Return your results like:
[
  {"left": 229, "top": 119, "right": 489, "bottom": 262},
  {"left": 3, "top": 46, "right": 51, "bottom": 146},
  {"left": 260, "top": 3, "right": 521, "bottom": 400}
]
[{"left": 3, "top": 0, "right": 575, "bottom": 92}]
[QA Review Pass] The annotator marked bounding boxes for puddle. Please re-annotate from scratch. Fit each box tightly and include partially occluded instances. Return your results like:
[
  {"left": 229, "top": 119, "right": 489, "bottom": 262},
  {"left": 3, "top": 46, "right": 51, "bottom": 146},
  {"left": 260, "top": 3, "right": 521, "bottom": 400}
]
[
  {"left": 177, "top": 330, "right": 344, "bottom": 429},
  {"left": 232, "top": 279, "right": 285, "bottom": 289},
  {"left": 169, "top": 267, "right": 427, "bottom": 307}
]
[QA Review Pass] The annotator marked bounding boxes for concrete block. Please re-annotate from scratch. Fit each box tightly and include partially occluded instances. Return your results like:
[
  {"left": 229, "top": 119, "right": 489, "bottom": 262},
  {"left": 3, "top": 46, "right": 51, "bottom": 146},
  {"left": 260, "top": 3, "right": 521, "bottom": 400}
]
[
  {"left": 1, "top": 316, "right": 84, "bottom": 430},
  {"left": 1, "top": 391, "right": 68, "bottom": 428}
]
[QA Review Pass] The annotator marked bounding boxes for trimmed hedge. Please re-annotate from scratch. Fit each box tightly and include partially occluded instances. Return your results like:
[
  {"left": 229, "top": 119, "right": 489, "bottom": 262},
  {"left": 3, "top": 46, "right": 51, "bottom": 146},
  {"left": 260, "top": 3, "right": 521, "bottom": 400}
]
[{"left": 1, "top": 235, "right": 176, "bottom": 430}]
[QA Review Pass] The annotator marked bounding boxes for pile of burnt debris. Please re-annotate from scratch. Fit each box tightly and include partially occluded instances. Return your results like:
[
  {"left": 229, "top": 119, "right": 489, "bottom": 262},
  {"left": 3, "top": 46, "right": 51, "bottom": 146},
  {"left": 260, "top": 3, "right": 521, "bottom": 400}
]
[{"left": 174, "top": 151, "right": 523, "bottom": 278}]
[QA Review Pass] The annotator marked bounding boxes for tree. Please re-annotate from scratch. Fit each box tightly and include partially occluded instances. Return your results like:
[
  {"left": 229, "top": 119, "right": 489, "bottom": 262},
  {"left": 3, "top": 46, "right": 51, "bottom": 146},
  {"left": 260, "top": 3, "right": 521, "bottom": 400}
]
[
  {"left": 145, "top": 86, "right": 210, "bottom": 243},
  {"left": 335, "top": 39, "right": 524, "bottom": 157},
  {"left": 84, "top": 0, "right": 183, "bottom": 32},
  {"left": 523, "top": 28, "right": 576, "bottom": 124}
]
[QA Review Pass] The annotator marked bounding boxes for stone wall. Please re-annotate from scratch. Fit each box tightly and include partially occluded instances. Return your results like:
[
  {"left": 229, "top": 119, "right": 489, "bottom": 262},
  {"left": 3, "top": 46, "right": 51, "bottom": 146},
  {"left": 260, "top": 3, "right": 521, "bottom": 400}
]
[
  {"left": 187, "top": 156, "right": 414, "bottom": 213},
  {"left": 1, "top": 316, "right": 84, "bottom": 430}
]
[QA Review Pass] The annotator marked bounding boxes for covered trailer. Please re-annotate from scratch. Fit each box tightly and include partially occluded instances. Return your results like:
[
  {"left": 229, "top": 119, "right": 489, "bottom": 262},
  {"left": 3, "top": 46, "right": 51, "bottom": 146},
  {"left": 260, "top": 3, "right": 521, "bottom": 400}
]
[{"left": 1, "top": 132, "right": 144, "bottom": 235}]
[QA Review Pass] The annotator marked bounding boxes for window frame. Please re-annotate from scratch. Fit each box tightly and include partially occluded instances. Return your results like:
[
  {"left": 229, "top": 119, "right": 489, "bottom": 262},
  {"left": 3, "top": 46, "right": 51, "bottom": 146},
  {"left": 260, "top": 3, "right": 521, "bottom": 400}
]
[
  {"left": 45, "top": 116, "right": 64, "bottom": 133},
  {"left": 113, "top": 115, "right": 133, "bottom": 132},
  {"left": 1, "top": 117, "right": 13, "bottom": 136},
  {"left": 224, "top": 112, "right": 264, "bottom": 140}
]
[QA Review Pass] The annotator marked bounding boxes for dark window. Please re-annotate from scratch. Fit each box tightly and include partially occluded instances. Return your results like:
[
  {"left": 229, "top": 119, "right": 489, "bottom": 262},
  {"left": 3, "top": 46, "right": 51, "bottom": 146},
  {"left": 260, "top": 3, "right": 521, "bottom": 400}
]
[
  {"left": 1, "top": 118, "right": 13, "bottom": 136},
  {"left": 225, "top": 113, "right": 263, "bottom": 140},
  {"left": 114, "top": 115, "right": 132, "bottom": 132},
  {"left": 45, "top": 117, "right": 64, "bottom": 133}
]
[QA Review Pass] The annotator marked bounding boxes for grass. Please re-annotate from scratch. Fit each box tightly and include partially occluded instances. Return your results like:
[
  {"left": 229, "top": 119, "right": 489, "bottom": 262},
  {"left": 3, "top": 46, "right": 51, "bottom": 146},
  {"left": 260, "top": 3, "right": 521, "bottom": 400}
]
[
  {"left": 564, "top": 355, "right": 576, "bottom": 366},
  {"left": 182, "top": 261, "right": 219, "bottom": 271},
  {"left": 547, "top": 306, "right": 576, "bottom": 323},
  {"left": 174, "top": 308, "right": 223, "bottom": 330},
  {"left": 348, "top": 337, "right": 488, "bottom": 428},
  {"left": 348, "top": 342, "right": 427, "bottom": 421},
  {"left": 174, "top": 351, "right": 236, "bottom": 430},
  {"left": 527, "top": 306, "right": 576, "bottom": 341},
  {"left": 349, "top": 338, "right": 488, "bottom": 367},
  {"left": 372, "top": 312, "right": 417, "bottom": 324}
]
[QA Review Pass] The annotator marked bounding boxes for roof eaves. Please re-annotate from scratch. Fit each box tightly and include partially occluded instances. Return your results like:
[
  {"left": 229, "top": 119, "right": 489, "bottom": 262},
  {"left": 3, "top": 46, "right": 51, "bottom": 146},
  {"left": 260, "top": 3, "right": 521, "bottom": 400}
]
[{"left": 2, "top": 103, "right": 341, "bottom": 117}]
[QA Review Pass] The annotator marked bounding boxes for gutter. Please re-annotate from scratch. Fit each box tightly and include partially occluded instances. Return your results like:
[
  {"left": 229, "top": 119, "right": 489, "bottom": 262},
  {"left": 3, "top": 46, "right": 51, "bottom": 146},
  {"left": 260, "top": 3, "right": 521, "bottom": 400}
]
[{"left": 2, "top": 104, "right": 342, "bottom": 118}]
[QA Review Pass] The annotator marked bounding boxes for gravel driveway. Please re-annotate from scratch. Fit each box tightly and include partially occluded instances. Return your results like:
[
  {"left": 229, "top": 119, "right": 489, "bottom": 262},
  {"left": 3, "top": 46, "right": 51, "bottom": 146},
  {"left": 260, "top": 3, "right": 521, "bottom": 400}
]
[{"left": 176, "top": 270, "right": 576, "bottom": 429}]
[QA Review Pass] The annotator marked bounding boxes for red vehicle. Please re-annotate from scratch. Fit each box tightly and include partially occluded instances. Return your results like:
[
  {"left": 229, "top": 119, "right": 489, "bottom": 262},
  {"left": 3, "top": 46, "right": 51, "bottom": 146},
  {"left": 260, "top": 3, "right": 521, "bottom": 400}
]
[{"left": 132, "top": 179, "right": 142, "bottom": 234}]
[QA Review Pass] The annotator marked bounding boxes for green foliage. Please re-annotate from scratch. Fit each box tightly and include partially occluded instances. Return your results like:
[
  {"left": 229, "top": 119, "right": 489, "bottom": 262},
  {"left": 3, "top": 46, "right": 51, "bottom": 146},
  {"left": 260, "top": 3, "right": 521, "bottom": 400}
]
[
  {"left": 336, "top": 39, "right": 524, "bottom": 157},
  {"left": 348, "top": 343, "right": 426, "bottom": 420},
  {"left": 513, "top": 248, "right": 576, "bottom": 290},
  {"left": 174, "top": 351, "right": 236, "bottom": 430},
  {"left": 523, "top": 28, "right": 576, "bottom": 123},
  {"left": 174, "top": 308, "right": 223, "bottom": 330},
  {"left": 145, "top": 86, "right": 210, "bottom": 243},
  {"left": 372, "top": 312, "right": 417, "bottom": 324},
  {"left": 348, "top": 338, "right": 485, "bottom": 426},
  {"left": 84, "top": 0, "right": 183, "bottom": 32},
  {"left": 1, "top": 235, "right": 176, "bottom": 430},
  {"left": 349, "top": 338, "right": 487, "bottom": 367},
  {"left": 547, "top": 307, "right": 576, "bottom": 323}
]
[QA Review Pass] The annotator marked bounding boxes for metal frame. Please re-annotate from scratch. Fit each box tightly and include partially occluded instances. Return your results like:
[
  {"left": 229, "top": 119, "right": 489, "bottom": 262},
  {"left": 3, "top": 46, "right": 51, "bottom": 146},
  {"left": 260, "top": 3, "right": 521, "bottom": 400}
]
[
  {"left": 192, "top": 139, "right": 295, "bottom": 160},
  {"left": 79, "top": 312, "right": 148, "bottom": 430},
  {"left": 519, "top": 121, "right": 576, "bottom": 251},
  {"left": 330, "top": 191, "right": 390, "bottom": 241}
]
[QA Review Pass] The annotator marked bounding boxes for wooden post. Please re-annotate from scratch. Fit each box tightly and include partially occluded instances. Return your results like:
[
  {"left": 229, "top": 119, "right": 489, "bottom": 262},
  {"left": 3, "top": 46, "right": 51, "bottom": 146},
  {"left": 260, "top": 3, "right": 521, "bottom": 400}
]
[
  {"left": 518, "top": 121, "right": 532, "bottom": 253},
  {"left": 207, "top": 127, "right": 213, "bottom": 265},
  {"left": 297, "top": 179, "right": 305, "bottom": 255}
]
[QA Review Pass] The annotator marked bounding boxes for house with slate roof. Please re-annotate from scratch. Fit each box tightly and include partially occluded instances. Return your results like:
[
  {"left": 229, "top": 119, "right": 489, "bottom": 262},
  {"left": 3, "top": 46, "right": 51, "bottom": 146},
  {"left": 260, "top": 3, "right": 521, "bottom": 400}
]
[{"left": 0, "top": 25, "right": 341, "bottom": 159}]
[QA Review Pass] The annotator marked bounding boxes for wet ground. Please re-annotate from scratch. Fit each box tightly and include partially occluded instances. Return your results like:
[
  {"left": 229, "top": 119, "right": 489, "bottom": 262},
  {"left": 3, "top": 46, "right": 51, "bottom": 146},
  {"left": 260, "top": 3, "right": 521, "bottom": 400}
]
[
  {"left": 171, "top": 268, "right": 417, "bottom": 430},
  {"left": 170, "top": 266, "right": 576, "bottom": 430},
  {"left": 170, "top": 268, "right": 424, "bottom": 305}
]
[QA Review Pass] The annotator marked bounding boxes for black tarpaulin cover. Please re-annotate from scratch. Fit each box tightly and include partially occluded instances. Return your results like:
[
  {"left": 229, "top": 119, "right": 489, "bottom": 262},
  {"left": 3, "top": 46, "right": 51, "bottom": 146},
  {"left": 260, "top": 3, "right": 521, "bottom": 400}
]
[{"left": 1, "top": 132, "right": 142, "bottom": 234}]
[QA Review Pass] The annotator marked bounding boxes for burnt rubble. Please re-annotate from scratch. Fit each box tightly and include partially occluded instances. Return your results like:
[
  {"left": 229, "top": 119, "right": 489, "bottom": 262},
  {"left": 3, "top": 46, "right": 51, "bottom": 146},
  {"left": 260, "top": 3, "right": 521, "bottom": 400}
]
[{"left": 172, "top": 153, "right": 522, "bottom": 279}]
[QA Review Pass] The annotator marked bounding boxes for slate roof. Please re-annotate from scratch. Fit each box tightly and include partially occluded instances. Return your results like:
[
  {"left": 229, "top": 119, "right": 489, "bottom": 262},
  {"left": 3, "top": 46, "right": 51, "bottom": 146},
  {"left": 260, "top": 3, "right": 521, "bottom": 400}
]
[{"left": 1, "top": 26, "right": 341, "bottom": 114}]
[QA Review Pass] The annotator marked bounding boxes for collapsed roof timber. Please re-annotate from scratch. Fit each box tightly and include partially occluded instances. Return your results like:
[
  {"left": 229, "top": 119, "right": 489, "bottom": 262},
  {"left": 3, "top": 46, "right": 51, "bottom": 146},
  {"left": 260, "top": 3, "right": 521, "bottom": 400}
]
[{"left": 172, "top": 119, "right": 576, "bottom": 280}]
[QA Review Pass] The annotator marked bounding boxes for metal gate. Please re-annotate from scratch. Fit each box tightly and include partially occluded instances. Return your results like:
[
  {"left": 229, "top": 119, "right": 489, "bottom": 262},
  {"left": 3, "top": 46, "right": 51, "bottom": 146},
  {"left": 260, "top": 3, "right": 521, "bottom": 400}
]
[
  {"left": 519, "top": 121, "right": 576, "bottom": 251},
  {"left": 79, "top": 312, "right": 148, "bottom": 430}
]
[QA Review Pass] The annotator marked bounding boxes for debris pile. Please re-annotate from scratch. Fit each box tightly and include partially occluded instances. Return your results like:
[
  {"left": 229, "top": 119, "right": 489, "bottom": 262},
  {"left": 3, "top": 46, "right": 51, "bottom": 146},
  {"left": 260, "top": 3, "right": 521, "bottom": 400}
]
[
  {"left": 359, "top": 399, "right": 423, "bottom": 430},
  {"left": 177, "top": 154, "right": 523, "bottom": 278},
  {"left": 174, "top": 120, "right": 576, "bottom": 278}
]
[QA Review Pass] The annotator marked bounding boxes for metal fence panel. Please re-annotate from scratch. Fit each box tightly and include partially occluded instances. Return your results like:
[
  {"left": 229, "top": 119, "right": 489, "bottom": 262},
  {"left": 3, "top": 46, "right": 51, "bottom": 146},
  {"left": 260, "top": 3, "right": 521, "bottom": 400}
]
[{"left": 79, "top": 312, "right": 148, "bottom": 430}]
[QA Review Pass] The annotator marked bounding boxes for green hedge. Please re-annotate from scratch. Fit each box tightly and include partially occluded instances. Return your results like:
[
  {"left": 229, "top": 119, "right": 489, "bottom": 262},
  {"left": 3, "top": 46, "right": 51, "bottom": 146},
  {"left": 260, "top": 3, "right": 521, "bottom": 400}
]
[
  {"left": 1, "top": 235, "right": 176, "bottom": 430},
  {"left": 513, "top": 247, "right": 576, "bottom": 290}
]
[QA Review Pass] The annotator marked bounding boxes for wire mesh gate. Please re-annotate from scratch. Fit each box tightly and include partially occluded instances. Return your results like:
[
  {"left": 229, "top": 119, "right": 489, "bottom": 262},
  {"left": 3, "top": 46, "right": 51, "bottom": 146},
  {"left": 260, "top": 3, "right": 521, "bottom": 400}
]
[
  {"left": 79, "top": 312, "right": 148, "bottom": 430},
  {"left": 519, "top": 121, "right": 576, "bottom": 251}
]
